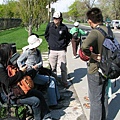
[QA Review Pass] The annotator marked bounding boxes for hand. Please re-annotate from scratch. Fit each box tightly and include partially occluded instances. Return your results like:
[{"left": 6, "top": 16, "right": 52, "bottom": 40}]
[
  {"left": 32, "top": 65, "right": 38, "bottom": 70},
  {"left": 20, "top": 65, "right": 27, "bottom": 73},
  {"left": 90, "top": 52, "right": 101, "bottom": 62}
]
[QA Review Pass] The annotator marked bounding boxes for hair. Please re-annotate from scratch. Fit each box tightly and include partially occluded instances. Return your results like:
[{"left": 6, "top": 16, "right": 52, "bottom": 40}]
[
  {"left": 86, "top": 7, "right": 103, "bottom": 24},
  {"left": 0, "top": 43, "right": 12, "bottom": 67},
  {"left": 31, "top": 33, "right": 39, "bottom": 38}
]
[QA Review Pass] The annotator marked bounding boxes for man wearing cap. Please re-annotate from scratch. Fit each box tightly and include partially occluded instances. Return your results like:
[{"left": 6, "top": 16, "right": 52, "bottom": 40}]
[
  {"left": 44, "top": 11, "right": 72, "bottom": 88},
  {"left": 70, "top": 22, "right": 87, "bottom": 59}
]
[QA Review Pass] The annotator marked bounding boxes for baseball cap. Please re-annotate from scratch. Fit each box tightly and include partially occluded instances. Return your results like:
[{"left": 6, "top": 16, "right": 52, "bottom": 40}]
[
  {"left": 74, "top": 22, "right": 79, "bottom": 27},
  {"left": 53, "top": 11, "right": 62, "bottom": 18},
  {"left": 28, "top": 35, "right": 42, "bottom": 49}
]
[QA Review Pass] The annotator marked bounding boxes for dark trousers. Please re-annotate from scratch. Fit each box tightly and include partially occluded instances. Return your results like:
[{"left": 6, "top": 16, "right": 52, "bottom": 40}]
[
  {"left": 87, "top": 72, "right": 108, "bottom": 120},
  {"left": 27, "top": 89, "right": 50, "bottom": 119},
  {"left": 71, "top": 38, "right": 80, "bottom": 56}
]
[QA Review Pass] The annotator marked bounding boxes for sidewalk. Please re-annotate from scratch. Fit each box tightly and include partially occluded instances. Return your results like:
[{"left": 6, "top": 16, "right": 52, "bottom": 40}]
[
  {"left": 42, "top": 48, "right": 86, "bottom": 120},
  {"left": 42, "top": 43, "right": 120, "bottom": 120}
]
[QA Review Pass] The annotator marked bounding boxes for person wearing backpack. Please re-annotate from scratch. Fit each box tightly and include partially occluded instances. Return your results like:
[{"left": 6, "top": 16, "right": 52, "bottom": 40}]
[
  {"left": 44, "top": 11, "right": 72, "bottom": 88},
  {"left": 0, "top": 43, "right": 52, "bottom": 120},
  {"left": 70, "top": 22, "right": 87, "bottom": 59},
  {"left": 81, "top": 7, "right": 114, "bottom": 120}
]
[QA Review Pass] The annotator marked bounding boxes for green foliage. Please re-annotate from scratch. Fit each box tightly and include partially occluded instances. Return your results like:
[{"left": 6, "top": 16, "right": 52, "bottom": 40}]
[
  {"left": 68, "top": 0, "right": 87, "bottom": 22},
  {"left": 0, "top": 23, "right": 48, "bottom": 52},
  {"left": 0, "top": 106, "right": 7, "bottom": 118}
]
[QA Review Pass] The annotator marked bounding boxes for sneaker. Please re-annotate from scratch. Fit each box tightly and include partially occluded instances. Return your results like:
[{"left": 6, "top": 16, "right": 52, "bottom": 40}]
[
  {"left": 57, "top": 96, "right": 65, "bottom": 102},
  {"left": 73, "top": 56, "right": 77, "bottom": 59},
  {"left": 42, "top": 113, "right": 52, "bottom": 120},
  {"left": 63, "top": 81, "right": 72, "bottom": 89},
  {"left": 49, "top": 104, "right": 63, "bottom": 110},
  {"left": 76, "top": 54, "right": 79, "bottom": 58}
]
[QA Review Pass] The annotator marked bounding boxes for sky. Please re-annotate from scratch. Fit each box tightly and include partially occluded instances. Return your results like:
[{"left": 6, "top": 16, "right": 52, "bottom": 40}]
[
  {"left": 51, "top": 0, "right": 75, "bottom": 12},
  {"left": 0, "top": 0, "right": 75, "bottom": 12}
]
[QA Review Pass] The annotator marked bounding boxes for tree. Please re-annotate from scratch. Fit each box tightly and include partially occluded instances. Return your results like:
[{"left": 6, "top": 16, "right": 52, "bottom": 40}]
[
  {"left": 97, "top": 0, "right": 120, "bottom": 20},
  {"left": 17, "top": 0, "right": 48, "bottom": 35},
  {"left": 68, "top": 0, "right": 88, "bottom": 22},
  {"left": 17, "top": 0, "right": 59, "bottom": 36}
]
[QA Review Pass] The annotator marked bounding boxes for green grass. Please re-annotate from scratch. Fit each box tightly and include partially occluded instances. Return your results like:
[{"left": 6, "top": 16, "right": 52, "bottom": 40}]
[{"left": 0, "top": 23, "right": 48, "bottom": 52}]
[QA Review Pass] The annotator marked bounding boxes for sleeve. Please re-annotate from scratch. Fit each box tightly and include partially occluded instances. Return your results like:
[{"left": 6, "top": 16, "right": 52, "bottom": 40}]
[
  {"left": 79, "top": 29, "right": 86, "bottom": 35},
  {"left": 0, "top": 67, "right": 24, "bottom": 87},
  {"left": 66, "top": 26, "right": 72, "bottom": 46},
  {"left": 36, "top": 51, "right": 43, "bottom": 68},
  {"left": 17, "top": 50, "right": 28, "bottom": 68},
  {"left": 44, "top": 23, "right": 50, "bottom": 42},
  {"left": 81, "top": 30, "right": 98, "bottom": 56}
]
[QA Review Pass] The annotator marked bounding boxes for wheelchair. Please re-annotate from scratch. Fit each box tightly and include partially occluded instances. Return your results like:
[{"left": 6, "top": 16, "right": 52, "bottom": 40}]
[{"left": 0, "top": 84, "right": 34, "bottom": 120}]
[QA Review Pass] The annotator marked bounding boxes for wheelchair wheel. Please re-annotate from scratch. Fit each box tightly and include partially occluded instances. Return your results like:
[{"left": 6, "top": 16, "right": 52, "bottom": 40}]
[{"left": 15, "top": 104, "right": 33, "bottom": 120}]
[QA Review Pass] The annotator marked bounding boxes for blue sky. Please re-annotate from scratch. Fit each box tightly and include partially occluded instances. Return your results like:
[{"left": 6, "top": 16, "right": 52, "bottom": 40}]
[{"left": 0, "top": 0, "right": 75, "bottom": 12}]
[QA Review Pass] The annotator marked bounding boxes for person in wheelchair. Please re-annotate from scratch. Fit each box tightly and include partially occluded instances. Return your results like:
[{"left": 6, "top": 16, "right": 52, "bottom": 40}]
[
  {"left": 0, "top": 43, "right": 52, "bottom": 120},
  {"left": 17, "top": 34, "right": 64, "bottom": 110}
]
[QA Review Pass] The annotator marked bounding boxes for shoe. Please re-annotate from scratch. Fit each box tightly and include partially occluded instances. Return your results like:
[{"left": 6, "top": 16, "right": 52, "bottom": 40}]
[
  {"left": 73, "top": 54, "right": 79, "bottom": 59},
  {"left": 42, "top": 113, "right": 52, "bottom": 120},
  {"left": 49, "top": 104, "right": 63, "bottom": 110},
  {"left": 76, "top": 54, "right": 79, "bottom": 58},
  {"left": 73, "top": 56, "right": 77, "bottom": 59},
  {"left": 63, "top": 81, "right": 72, "bottom": 89},
  {"left": 57, "top": 96, "right": 65, "bottom": 102}
]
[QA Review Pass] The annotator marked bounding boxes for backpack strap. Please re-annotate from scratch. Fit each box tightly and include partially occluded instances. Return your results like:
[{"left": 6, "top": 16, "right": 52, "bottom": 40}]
[{"left": 95, "top": 27, "right": 114, "bottom": 40}]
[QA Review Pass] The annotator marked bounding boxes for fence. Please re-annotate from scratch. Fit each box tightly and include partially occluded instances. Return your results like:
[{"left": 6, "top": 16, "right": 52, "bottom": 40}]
[{"left": 0, "top": 18, "right": 22, "bottom": 30}]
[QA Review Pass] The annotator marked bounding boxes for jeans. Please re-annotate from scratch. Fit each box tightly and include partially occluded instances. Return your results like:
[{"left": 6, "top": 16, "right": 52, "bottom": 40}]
[
  {"left": 49, "top": 50, "right": 67, "bottom": 84},
  {"left": 33, "top": 73, "right": 60, "bottom": 106},
  {"left": 87, "top": 72, "right": 108, "bottom": 120},
  {"left": 19, "top": 96, "right": 41, "bottom": 120}
]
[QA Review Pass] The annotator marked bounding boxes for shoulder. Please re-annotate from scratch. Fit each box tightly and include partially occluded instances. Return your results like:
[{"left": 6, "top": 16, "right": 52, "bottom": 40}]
[
  {"left": 61, "top": 23, "right": 68, "bottom": 29},
  {"left": 49, "top": 22, "right": 54, "bottom": 27}
]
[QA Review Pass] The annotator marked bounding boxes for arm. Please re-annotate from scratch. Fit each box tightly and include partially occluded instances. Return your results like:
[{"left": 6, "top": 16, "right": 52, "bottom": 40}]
[
  {"left": 79, "top": 29, "right": 87, "bottom": 36},
  {"left": 0, "top": 67, "right": 24, "bottom": 87},
  {"left": 17, "top": 50, "right": 28, "bottom": 68},
  {"left": 65, "top": 26, "right": 72, "bottom": 46},
  {"left": 36, "top": 50, "right": 43, "bottom": 68},
  {"left": 32, "top": 50, "right": 43, "bottom": 70},
  {"left": 81, "top": 30, "right": 97, "bottom": 56},
  {"left": 81, "top": 30, "right": 101, "bottom": 62},
  {"left": 44, "top": 23, "right": 50, "bottom": 42}
]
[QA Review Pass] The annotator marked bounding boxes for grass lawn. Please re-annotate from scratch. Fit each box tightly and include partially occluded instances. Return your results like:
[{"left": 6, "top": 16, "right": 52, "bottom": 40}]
[{"left": 0, "top": 23, "right": 48, "bottom": 52}]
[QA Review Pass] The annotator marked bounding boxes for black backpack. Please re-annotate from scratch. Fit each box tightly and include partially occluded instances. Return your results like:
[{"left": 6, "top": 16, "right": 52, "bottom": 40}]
[{"left": 96, "top": 27, "right": 120, "bottom": 79}]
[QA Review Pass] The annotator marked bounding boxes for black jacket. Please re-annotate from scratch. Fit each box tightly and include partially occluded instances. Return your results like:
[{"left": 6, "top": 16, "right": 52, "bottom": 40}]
[{"left": 44, "top": 22, "right": 71, "bottom": 50}]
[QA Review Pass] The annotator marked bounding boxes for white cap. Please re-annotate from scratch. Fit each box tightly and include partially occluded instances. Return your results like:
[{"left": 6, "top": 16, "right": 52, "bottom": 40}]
[
  {"left": 74, "top": 22, "right": 79, "bottom": 27},
  {"left": 53, "top": 11, "right": 62, "bottom": 18},
  {"left": 28, "top": 35, "right": 42, "bottom": 49}
]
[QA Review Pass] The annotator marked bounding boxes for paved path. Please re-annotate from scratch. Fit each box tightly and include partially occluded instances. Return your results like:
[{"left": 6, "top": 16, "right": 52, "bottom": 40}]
[{"left": 42, "top": 43, "right": 120, "bottom": 120}]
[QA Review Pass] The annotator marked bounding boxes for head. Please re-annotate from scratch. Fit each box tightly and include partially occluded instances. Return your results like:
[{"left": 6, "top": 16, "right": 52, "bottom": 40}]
[
  {"left": 0, "top": 43, "right": 12, "bottom": 66},
  {"left": 74, "top": 22, "right": 79, "bottom": 27},
  {"left": 28, "top": 35, "right": 42, "bottom": 50},
  {"left": 31, "top": 33, "right": 39, "bottom": 38},
  {"left": 53, "top": 11, "right": 63, "bottom": 26},
  {"left": 86, "top": 7, "right": 103, "bottom": 28}
]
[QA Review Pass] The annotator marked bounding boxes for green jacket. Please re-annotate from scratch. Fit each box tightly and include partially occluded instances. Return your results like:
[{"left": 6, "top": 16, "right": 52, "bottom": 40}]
[{"left": 70, "top": 27, "right": 86, "bottom": 38}]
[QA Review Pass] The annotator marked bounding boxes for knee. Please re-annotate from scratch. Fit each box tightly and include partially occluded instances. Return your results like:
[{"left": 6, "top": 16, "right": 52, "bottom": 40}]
[{"left": 33, "top": 97, "right": 40, "bottom": 108}]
